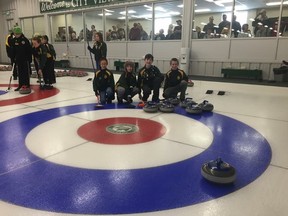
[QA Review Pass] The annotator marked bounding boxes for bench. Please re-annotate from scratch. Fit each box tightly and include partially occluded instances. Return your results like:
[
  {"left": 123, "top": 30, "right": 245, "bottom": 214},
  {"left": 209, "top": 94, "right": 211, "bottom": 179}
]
[
  {"left": 221, "top": 68, "right": 262, "bottom": 80},
  {"left": 55, "top": 60, "right": 70, "bottom": 68},
  {"left": 114, "top": 61, "right": 139, "bottom": 73}
]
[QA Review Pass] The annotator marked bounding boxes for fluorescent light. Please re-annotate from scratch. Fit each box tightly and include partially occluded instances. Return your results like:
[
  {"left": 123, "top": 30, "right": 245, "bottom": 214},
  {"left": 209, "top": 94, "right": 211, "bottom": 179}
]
[
  {"left": 98, "top": 13, "right": 112, "bottom": 16},
  {"left": 225, "top": 5, "right": 247, "bottom": 11},
  {"left": 104, "top": 9, "right": 114, "bottom": 12},
  {"left": 266, "top": 1, "right": 288, "bottom": 6},
  {"left": 195, "top": 9, "right": 211, "bottom": 13},
  {"left": 117, "top": 17, "right": 126, "bottom": 20},
  {"left": 120, "top": 10, "right": 136, "bottom": 15},
  {"left": 177, "top": 4, "right": 183, "bottom": 8},
  {"left": 215, "top": 2, "right": 225, "bottom": 7},
  {"left": 201, "top": 22, "right": 207, "bottom": 25},
  {"left": 168, "top": 11, "right": 181, "bottom": 15}
]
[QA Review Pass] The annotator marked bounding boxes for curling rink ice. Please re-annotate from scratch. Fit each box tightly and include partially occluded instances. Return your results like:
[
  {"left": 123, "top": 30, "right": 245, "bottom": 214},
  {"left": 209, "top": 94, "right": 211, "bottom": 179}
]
[{"left": 0, "top": 66, "right": 288, "bottom": 216}]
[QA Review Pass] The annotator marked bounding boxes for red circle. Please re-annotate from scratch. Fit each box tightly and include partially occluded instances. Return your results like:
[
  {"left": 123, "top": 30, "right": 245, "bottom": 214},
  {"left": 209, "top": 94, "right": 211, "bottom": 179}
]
[
  {"left": 0, "top": 84, "right": 59, "bottom": 106},
  {"left": 77, "top": 117, "right": 166, "bottom": 145}
]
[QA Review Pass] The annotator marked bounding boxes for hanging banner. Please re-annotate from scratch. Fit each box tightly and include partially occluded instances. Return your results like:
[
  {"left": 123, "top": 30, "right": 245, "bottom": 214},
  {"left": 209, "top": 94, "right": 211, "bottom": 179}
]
[{"left": 40, "top": 0, "right": 135, "bottom": 13}]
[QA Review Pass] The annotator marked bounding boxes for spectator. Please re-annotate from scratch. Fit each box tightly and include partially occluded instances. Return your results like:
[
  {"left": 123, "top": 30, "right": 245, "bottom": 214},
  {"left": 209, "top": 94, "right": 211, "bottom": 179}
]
[
  {"left": 218, "top": 14, "right": 230, "bottom": 34},
  {"left": 166, "top": 24, "right": 174, "bottom": 39},
  {"left": 129, "top": 23, "right": 141, "bottom": 40},
  {"left": 252, "top": 9, "right": 270, "bottom": 36},
  {"left": 155, "top": 29, "right": 165, "bottom": 40},
  {"left": 203, "top": 16, "right": 216, "bottom": 38},
  {"left": 238, "top": 24, "right": 252, "bottom": 38},
  {"left": 231, "top": 15, "right": 241, "bottom": 38},
  {"left": 170, "top": 20, "right": 182, "bottom": 39}
]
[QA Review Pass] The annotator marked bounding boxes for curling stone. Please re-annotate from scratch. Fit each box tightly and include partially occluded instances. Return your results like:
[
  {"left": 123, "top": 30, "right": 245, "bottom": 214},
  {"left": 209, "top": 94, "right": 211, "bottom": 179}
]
[
  {"left": 167, "top": 97, "right": 180, "bottom": 106},
  {"left": 159, "top": 100, "right": 174, "bottom": 113},
  {"left": 187, "top": 79, "right": 194, "bottom": 87},
  {"left": 19, "top": 86, "right": 31, "bottom": 94},
  {"left": 180, "top": 97, "right": 197, "bottom": 108},
  {"left": 201, "top": 158, "right": 236, "bottom": 184},
  {"left": 198, "top": 100, "right": 214, "bottom": 112},
  {"left": 185, "top": 103, "right": 202, "bottom": 114},
  {"left": 143, "top": 101, "right": 158, "bottom": 113}
]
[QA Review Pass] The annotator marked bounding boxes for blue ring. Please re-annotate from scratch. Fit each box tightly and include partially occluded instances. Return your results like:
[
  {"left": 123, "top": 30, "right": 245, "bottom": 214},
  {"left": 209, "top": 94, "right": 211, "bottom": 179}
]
[
  {"left": 0, "top": 90, "right": 8, "bottom": 95},
  {"left": 0, "top": 104, "right": 272, "bottom": 214}
]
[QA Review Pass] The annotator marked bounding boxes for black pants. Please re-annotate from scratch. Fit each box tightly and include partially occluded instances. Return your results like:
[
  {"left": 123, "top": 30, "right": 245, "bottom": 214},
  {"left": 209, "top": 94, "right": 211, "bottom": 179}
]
[
  {"left": 43, "top": 59, "right": 55, "bottom": 85},
  {"left": 163, "top": 80, "right": 188, "bottom": 101},
  {"left": 142, "top": 76, "right": 163, "bottom": 102},
  {"left": 17, "top": 61, "right": 31, "bottom": 87}
]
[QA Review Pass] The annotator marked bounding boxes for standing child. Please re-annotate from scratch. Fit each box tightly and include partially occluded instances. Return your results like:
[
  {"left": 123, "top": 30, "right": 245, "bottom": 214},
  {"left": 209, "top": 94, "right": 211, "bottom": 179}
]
[
  {"left": 115, "top": 61, "right": 139, "bottom": 104},
  {"left": 93, "top": 58, "right": 115, "bottom": 104},
  {"left": 31, "top": 36, "right": 54, "bottom": 89},
  {"left": 87, "top": 32, "right": 107, "bottom": 70},
  {"left": 163, "top": 58, "right": 188, "bottom": 101},
  {"left": 41, "top": 35, "right": 56, "bottom": 84}
]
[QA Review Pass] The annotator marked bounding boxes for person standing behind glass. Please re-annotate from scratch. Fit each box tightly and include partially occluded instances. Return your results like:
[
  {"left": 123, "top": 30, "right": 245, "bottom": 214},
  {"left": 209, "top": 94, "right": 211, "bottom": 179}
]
[
  {"left": 252, "top": 9, "right": 269, "bottom": 36},
  {"left": 87, "top": 32, "right": 107, "bottom": 70},
  {"left": 203, "top": 16, "right": 216, "bottom": 38},
  {"left": 231, "top": 15, "right": 241, "bottom": 38},
  {"left": 218, "top": 14, "right": 230, "bottom": 35}
]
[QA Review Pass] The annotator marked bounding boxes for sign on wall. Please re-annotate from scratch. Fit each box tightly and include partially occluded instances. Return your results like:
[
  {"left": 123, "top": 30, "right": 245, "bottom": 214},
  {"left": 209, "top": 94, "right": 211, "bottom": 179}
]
[{"left": 40, "top": 0, "right": 135, "bottom": 13}]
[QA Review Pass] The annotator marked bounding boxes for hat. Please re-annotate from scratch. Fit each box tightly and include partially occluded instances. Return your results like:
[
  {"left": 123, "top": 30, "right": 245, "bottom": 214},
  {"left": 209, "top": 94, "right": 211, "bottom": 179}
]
[{"left": 13, "top": 26, "right": 22, "bottom": 34}]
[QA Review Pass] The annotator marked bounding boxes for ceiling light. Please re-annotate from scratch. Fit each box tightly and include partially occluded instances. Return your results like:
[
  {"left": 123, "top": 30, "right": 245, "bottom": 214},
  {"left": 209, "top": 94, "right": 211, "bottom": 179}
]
[
  {"left": 195, "top": 9, "right": 211, "bottom": 13},
  {"left": 104, "top": 9, "right": 114, "bottom": 12},
  {"left": 266, "top": 1, "right": 288, "bottom": 6},
  {"left": 98, "top": 13, "right": 112, "bottom": 16},
  {"left": 117, "top": 17, "right": 126, "bottom": 20},
  {"left": 177, "top": 4, "right": 183, "bottom": 8}
]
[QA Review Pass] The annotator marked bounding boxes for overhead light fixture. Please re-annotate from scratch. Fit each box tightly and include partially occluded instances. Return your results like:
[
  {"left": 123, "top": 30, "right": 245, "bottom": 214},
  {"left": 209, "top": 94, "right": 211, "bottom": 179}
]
[
  {"left": 177, "top": 4, "right": 183, "bottom": 8},
  {"left": 168, "top": 11, "right": 181, "bottom": 15},
  {"left": 104, "top": 9, "right": 114, "bottom": 13},
  {"left": 117, "top": 16, "right": 126, "bottom": 20},
  {"left": 195, "top": 9, "right": 211, "bottom": 13},
  {"left": 266, "top": 1, "right": 288, "bottom": 6},
  {"left": 120, "top": 10, "right": 136, "bottom": 15},
  {"left": 39, "top": 0, "right": 53, "bottom": 2},
  {"left": 98, "top": 13, "right": 112, "bottom": 16}
]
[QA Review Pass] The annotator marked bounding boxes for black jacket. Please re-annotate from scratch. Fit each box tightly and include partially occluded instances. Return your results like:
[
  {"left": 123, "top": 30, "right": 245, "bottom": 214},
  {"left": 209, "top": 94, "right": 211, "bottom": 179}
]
[
  {"left": 11, "top": 34, "right": 32, "bottom": 63},
  {"left": 116, "top": 71, "right": 137, "bottom": 90},
  {"left": 164, "top": 68, "right": 188, "bottom": 90},
  {"left": 32, "top": 44, "right": 49, "bottom": 70},
  {"left": 137, "top": 65, "right": 163, "bottom": 88},
  {"left": 93, "top": 69, "right": 115, "bottom": 94},
  {"left": 5, "top": 33, "right": 14, "bottom": 59},
  {"left": 88, "top": 41, "right": 107, "bottom": 61}
]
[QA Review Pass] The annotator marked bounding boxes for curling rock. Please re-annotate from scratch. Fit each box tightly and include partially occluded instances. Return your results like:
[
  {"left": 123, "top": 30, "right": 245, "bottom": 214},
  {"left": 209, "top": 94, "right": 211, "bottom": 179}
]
[
  {"left": 185, "top": 103, "right": 202, "bottom": 114},
  {"left": 201, "top": 158, "right": 236, "bottom": 184},
  {"left": 198, "top": 100, "right": 214, "bottom": 112},
  {"left": 159, "top": 101, "right": 174, "bottom": 113},
  {"left": 187, "top": 79, "right": 194, "bottom": 87},
  {"left": 167, "top": 97, "right": 180, "bottom": 106},
  {"left": 180, "top": 97, "right": 197, "bottom": 108},
  {"left": 143, "top": 101, "right": 158, "bottom": 113},
  {"left": 19, "top": 86, "right": 31, "bottom": 94}
]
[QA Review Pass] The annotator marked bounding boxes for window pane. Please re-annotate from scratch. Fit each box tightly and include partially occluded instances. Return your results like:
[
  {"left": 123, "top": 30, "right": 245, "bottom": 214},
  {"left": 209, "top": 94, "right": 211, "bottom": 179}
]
[
  {"left": 249, "top": 1, "right": 281, "bottom": 37},
  {"left": 50, "top": 14, "right": 67, "bottom": 42},
  {"left": 66, "top": 13, "right": 83, "bottom": 42},
  {"left": 85, "top": 10, "right": 103, "bottom": 41},
  {"left": 33, "top": 17, "right": 45, "bottom": 37},
  {"left": 128, "top": 4, "right": 152, "bottom": 41},
  {"left": 105, "top": 7, "right": 126, "bottom": 41},
  {"left": 22, "top": 18, "right": 33, "bottom": 40},
  {"left": 154, "top": 0, "right": 183, "bottom": 40},
  {"left": 281, "top": 2, "right": 288, "bottom": 37}
]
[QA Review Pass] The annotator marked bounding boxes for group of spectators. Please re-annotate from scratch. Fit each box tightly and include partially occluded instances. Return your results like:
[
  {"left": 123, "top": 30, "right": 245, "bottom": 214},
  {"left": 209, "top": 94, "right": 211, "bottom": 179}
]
[{"left": 193, "top": 9, "right": 274, "bottom": 39}]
